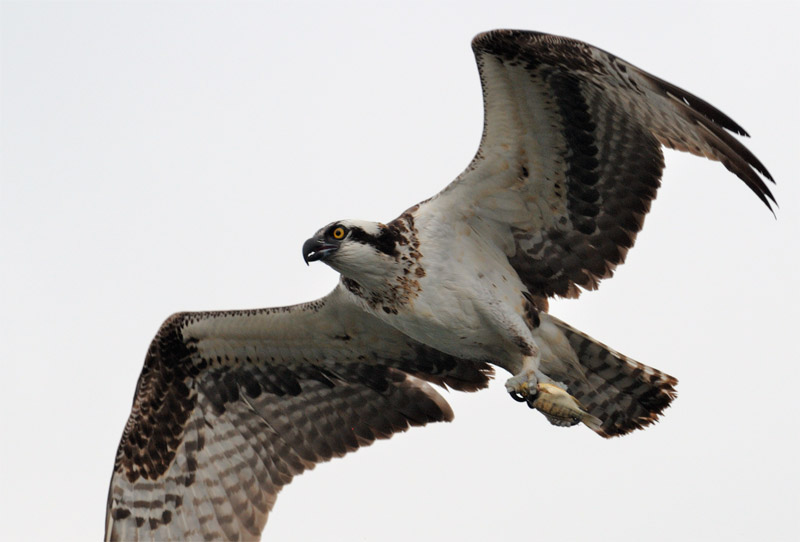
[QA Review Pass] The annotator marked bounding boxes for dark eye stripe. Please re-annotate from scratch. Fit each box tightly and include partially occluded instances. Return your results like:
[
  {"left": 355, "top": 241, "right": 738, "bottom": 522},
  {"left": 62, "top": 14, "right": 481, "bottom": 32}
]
[{"left": 348, "top": 225, "right": 400, "bottom": 256}]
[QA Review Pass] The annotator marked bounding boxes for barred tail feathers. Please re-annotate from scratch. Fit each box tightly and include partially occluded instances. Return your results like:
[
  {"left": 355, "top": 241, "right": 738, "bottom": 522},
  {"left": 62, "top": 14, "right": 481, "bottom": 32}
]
[{"left": 541, "top": 315, "right": 678, "bottom": 438}]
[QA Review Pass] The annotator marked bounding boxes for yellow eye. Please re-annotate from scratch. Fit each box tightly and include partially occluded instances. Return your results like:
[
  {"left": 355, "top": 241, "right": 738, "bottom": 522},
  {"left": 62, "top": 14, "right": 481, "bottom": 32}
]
[{"left": 332, "top": 227, "right": 346, "bottom": 240}]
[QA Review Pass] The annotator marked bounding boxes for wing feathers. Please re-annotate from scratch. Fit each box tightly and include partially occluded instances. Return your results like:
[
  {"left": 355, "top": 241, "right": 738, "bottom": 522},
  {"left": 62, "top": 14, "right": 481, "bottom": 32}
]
[
  {"left": 106, "top": 288, "right": 488, "bottom": 541},
  {"left": 651, "top": 73, "right": 750, "bottom": 137},
  {"left": 428, "top": 29, "right": 775, "bottom": 300},
  {"left": 651, "top": 84, "right": 775, "bottom": 206},
  {"left": 692, "top": 118, "right": 776, "bottom": 208}
]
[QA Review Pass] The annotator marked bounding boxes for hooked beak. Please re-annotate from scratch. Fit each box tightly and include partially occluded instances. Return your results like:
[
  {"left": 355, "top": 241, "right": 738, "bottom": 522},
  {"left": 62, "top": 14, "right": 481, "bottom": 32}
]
[{"left": 302, "top": 237, "right": 338, "bottom": 265}]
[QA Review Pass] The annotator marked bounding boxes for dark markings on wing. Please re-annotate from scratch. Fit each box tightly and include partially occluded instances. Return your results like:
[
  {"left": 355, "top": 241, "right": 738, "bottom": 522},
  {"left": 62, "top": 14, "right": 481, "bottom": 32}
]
[
  {"left": 106, "top": 292, "right": 492, "bottom": 541},
  {"left": 509, "top": 106, "right": 664, "bottom": 298},
  {"left": 458, "top": 30, "right": 776, "bottom": 299}
]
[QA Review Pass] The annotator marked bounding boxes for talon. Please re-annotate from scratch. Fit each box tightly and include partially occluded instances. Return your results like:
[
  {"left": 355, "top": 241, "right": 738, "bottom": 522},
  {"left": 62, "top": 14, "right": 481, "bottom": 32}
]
[
  {"left": 525, "top": 387, "right": 540, "bottom": 409},
  {"left": 509, "top": 390, "right": 527, "bottom": 402}
]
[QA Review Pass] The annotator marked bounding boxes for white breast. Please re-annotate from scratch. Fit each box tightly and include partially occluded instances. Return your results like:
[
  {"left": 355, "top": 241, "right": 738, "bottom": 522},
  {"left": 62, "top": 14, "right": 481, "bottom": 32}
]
[{"left": 368, "top": 214, "right": 529, "bottom": 361}]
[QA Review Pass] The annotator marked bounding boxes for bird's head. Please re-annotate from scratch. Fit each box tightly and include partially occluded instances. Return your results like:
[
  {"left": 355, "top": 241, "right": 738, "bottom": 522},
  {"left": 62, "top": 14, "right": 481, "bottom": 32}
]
[{"left": 302, "top": 219, "right": 402, "bottom": 282}]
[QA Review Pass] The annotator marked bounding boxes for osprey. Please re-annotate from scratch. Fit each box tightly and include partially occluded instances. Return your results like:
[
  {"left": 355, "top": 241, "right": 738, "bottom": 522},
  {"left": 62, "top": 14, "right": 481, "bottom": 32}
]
[{"left": 106, "top": 30, "right": 774, "bottom": 540}]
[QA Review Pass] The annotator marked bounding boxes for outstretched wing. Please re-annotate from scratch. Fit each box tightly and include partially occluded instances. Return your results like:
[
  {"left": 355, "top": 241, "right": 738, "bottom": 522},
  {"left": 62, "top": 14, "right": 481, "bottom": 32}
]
[
  {"left": 105, "top": 285, "right": 491, "bottom": 541},
  {"left": 424, "top": 30, "right": 775, "bottom": 299}
]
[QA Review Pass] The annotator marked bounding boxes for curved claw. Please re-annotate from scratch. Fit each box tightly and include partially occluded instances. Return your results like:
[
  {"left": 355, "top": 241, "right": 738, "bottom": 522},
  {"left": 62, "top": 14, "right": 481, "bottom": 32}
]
[{"left": 509, "top": 390, "right": 528, "bottom": 402}]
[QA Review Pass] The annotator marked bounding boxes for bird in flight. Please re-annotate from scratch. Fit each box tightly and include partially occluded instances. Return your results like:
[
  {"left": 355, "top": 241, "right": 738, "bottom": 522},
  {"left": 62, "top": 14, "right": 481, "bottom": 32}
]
[{"left": 106, "top": 29, "right": 775, "bottom": 541}]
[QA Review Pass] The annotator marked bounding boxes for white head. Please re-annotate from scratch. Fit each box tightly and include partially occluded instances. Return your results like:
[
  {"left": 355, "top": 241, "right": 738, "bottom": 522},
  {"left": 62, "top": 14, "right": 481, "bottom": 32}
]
[{"left": 302, "top": 219, "right": 404, "bottom": 287}]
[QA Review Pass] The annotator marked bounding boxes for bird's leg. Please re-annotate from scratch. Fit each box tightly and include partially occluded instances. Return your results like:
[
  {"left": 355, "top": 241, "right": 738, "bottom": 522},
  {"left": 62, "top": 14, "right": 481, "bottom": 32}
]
[{"left": 505, "top": 351, "right": 545, "bottom": 407}]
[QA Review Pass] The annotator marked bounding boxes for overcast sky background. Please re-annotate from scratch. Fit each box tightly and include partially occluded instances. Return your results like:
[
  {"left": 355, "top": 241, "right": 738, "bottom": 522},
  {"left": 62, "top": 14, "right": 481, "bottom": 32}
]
[{"left": 2, "top": 1, "right": 799, "bottom": 540}]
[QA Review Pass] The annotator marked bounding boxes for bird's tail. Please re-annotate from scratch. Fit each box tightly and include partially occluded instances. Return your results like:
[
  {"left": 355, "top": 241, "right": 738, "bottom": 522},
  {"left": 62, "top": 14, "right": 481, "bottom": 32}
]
[{"left": 541, "top": 315, "right": 678, "bottom": 438}]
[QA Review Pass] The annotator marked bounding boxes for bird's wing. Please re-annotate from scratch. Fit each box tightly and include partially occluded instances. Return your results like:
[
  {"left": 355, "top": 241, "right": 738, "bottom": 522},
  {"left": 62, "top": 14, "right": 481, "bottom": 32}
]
[
  {"left": 421, "top": 30, "right": 774, "bottom": 299},
  {"left": 105, "top": 285, "right": 492, "bottom": 541}
]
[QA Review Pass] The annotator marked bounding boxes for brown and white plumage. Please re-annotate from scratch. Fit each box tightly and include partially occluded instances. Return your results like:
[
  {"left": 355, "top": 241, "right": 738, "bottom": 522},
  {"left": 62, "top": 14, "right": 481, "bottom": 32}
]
[
  {"left": 106, "top": 30, "right": 774, "bottom": 540},
  {"left": 106, "top": 288, "right": 492, "bottom": 540},
  {"left": 431, "top": 30, "right": 774, "bottom": 300}
]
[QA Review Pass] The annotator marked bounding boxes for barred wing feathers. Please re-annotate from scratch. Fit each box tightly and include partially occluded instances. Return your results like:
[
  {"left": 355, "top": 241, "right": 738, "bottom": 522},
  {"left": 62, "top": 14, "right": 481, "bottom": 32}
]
[
  {"left": 105, "top": 285, "right": 492, "bottom": 541},
  {"left": 427, "top": 30, "right": 775, "bottom": 300}
]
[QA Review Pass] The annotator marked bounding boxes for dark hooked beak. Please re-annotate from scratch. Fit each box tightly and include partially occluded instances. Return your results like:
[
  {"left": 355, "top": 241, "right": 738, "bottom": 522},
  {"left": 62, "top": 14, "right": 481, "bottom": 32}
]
[{"left": 302, "top": 237, "right": 338, "bottom": 265}]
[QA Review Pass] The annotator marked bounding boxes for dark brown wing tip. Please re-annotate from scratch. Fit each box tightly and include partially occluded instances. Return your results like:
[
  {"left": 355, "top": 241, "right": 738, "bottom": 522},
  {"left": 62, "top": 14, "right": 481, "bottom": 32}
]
[
  {"left": 656, "top": 77, "right": 777, "bottom": 199},
  {"left": 656, "top": 76, "right": 751, "bottom": 138},
  {"left": 695, "top": 117, "right": 778, "bottom": 212}
]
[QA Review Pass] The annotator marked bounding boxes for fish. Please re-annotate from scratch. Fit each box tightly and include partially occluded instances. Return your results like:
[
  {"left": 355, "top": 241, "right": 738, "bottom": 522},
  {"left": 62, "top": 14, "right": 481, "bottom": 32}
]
[{"left": 530, "top": 383, "right": 603, "bottom": 431}]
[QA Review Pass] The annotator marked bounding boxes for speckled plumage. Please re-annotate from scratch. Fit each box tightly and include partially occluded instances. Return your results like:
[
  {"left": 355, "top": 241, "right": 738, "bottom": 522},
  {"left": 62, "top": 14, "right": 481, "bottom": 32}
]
[
  {"left": 107, "top": 29, "right": 773, "bottom": 541},
  {"left": 106, "top": 290, "right": 492, "bottom": 540}
]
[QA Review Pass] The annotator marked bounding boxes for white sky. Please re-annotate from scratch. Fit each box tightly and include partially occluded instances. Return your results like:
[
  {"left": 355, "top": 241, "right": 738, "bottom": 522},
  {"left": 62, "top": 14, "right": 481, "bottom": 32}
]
[{"left": 2, "top": 1, "right": 799, "bottom": 541}]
